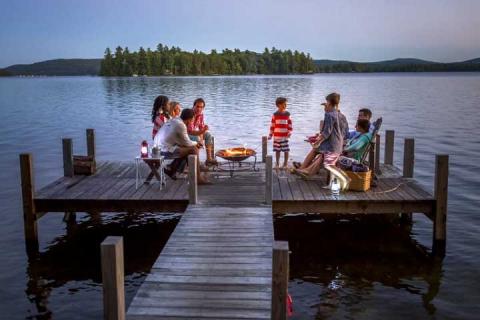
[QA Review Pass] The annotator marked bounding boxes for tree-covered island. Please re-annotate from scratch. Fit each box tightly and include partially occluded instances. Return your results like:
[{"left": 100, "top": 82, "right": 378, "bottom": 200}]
[{"left": 99, "top": 44, "right": 316, "bottom": 76}]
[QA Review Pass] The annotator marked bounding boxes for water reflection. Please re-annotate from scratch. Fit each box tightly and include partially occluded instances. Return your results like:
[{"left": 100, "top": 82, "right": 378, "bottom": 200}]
[
  {"left": 274, "top": 215, "right": 443, "bottom": 319},
  {"left": 24, "top": 212, "right": 179, "bottom": 319}
]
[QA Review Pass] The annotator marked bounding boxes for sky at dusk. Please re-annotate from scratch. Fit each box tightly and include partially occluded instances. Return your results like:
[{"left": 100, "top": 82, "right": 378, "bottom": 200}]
[{"left": 1, "top": 0, "right": 479, "bottom": 67}]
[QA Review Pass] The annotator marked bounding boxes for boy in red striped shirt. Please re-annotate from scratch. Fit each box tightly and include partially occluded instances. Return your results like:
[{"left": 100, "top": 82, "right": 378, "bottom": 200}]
[{"left": 268, "top": 97, "right": 293, "bottom": 169}]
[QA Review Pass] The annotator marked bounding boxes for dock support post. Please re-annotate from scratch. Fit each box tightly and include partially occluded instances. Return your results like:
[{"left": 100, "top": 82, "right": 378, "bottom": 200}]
[
  {"left": 101, "top": 236, "right": 125, "bottom": 320},
  {"left": 62, "top": 138, "right": 74, "bottom": 177},
  {"left": 265, "top": 155, "right": 273, "bottom": 205},
  {"left": 375, "top": 133, "right": 381, "bottom": 175},
  {"left": 262, "top": 136, "right": 268, "bottom": 163},
  {"left": 271, "top": 241, "right": 289, "bottom": 320},
  {"left": 368, "top": 139, "right": 377, "bottom": 179},
  {"left": 403, "top": 138, "right": 415, "bottom": 178},
  {"left": 384, "top": 130, "right": 395, "bottom": 165},
  {"left": 20, "top": 153, "right": 39, "bottom": 253},
  {"left": 188, "top": 155, "right": 198, "bottom": 204},
  {"left": 86, "top": 128, "right": 96, "bottom": 160},
  {"left": 433, "top": 155, "right": 449, "bottom": 257}
]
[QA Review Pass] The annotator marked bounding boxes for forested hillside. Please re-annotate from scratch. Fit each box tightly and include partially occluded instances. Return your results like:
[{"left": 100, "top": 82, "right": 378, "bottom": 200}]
[{"left": 99, "top": 44, "right": 316, "bottom": 76}]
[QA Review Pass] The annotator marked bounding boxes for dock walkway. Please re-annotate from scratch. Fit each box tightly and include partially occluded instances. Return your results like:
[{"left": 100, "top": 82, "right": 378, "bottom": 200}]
[{"left": 127, "top": 205, "right": 273, "bottom": 319}]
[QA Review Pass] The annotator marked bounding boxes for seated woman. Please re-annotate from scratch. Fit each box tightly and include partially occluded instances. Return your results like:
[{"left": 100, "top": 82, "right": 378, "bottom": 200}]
[
  {"left": 343, "top": 119, "right": 372, "bottom": 161},
  {"left": 169, "top": 101, "right": 182, "bottom": 118},
  {"left": 293, "top": 93, "right": 344, "bottom": 178},
  {"left": 151, "top": 95, "right": 171, "bottom": 140}
]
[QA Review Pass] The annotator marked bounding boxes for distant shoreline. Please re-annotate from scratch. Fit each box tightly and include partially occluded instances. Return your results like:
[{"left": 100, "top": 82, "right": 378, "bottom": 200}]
[
  {"left": 2, "top": 71, "right": 480, "bottom": 78},
  {"left": 2, "top": 56, "right": 479, "bottom": 77}
]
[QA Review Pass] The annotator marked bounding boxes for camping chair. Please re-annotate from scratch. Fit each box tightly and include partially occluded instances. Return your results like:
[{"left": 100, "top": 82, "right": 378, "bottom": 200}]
[
  {"left": 354, "top": 117, "right": 383, "bottom": 184},
  {"left": 324, "top": 117, "right": 382, "bottom": 187}
]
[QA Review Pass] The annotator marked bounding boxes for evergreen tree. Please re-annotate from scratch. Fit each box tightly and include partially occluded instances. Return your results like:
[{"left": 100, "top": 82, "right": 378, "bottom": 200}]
[
  {"left": 113, "top": 46, "right": 124, "bottom": 75},
  {"left": 100, "top": 48, "right": 114, "bottom": 76},
  {"left": 137, "top": 47, "right": 148, "bottom": 75}
]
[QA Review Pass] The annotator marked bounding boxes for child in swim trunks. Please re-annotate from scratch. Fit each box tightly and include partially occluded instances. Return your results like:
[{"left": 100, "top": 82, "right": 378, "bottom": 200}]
[{"left": 268, "top": 97, "right": 293, "bottom": 169}]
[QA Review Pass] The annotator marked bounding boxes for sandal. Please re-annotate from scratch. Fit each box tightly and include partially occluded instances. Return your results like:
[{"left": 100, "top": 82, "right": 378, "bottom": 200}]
[{"left": 292, "top": 161, "right": 302, "bottom": 169}]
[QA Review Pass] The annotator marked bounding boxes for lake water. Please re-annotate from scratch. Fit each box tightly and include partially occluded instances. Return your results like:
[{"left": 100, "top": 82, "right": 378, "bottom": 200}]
[{"left": 0, "top": 74, "right": 479, "bottom": 319}]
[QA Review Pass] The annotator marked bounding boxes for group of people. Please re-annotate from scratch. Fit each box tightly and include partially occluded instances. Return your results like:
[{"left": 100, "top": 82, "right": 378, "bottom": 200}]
[
  {"left": 151, "top": 95, "right": 215, "bottom": 184},
  {"left": 268, "top": 92, "right": 375, "bottom": 185},
  {"left": 149, "top": 92, "right": 375, "bottom": 188}
]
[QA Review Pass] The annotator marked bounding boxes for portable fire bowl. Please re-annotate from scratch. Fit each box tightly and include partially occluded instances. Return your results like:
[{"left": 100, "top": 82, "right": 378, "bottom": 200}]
[{"left": 215, "top": 147, "right": 258, "bottom": 177}]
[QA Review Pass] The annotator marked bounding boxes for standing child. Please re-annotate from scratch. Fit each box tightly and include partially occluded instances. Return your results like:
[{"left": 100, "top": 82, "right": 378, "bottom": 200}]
[{"left": 268, "top": 97, "right": 293, "bottom": 169}]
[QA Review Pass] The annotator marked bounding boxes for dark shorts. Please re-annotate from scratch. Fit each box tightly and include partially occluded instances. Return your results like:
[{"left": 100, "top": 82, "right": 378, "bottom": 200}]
[{"left": 273, "top": 139, "right": 290, "bottom": 152}]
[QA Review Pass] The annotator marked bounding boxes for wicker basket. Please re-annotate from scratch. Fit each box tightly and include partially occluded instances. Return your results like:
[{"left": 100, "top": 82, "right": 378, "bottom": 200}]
[{"left": 345, "top": 170, "right": 371, "bottom": 191}]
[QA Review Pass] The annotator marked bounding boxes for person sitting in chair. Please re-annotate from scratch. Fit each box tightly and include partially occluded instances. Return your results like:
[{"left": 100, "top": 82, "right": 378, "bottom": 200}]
[
  {"left": 343, "top": 119, "right": 372, "bottom": 161},
  {"left": 187, "top": 98, "right": 218, "bottom": 166},
  {"left": 348, "top": 108, "right": 375, "bottom": 139},
  {"left": 155, "top": 108, "right": 211, "bottom": 184},
  {"left": 292, "top": 93, "right": 344, "bottom": 178}
]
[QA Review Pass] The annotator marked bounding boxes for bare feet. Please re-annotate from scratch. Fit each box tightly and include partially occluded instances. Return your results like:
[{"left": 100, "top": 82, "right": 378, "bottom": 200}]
[
  {"left": 294, "top": 168, "right": 310, "bottom": 179},
  {"left": 282, "top": 163, "right": 288, "bottom": 170},
  {"left": 198, "top": 174, "right": 212, "bottom": 185}
]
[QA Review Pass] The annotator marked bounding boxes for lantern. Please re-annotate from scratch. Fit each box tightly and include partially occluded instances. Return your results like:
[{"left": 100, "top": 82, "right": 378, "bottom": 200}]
[{"left": 141, "top": 140, "right": 149, "bottom": 158}]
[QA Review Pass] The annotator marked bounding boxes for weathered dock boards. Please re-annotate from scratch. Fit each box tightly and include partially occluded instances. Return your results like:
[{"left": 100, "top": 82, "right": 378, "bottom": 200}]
[
  {"left": 127, "top": 205, "right": 274, "bottom": 319},
  {"left": 34, "top": 161, "right": 189, "bottom": 213},
  {"left": 272, "top": 168, "right": 436, "bottom": 215}
]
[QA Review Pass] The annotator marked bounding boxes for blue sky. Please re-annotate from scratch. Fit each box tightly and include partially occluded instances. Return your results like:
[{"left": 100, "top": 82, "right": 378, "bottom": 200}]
[{"left": 1, "top": 0, "right": 479, "bottom": 67}]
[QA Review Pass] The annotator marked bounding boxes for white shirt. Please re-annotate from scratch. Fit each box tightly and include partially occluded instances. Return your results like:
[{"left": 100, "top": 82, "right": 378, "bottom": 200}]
[{"left": 154, "top": 118, "right": 197, "bottom": 152}]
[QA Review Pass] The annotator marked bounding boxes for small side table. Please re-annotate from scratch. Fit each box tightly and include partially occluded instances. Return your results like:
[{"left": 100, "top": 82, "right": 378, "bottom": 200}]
[{"left": 135, "top": 155, "right": 166, "bottom": 189}]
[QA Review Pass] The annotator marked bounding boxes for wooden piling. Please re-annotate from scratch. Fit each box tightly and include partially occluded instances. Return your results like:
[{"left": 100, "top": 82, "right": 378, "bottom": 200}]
[
  {"left": 433, "top": 154, "right": 449, "bottom": 256},
  {"left": 20, "top": 153, "right": 38, "bottom": 251},
  {"left": 369, "top": 140, "right": 376, "bottom": 177},
  {"left": 101, "top": 236, "right": 125, "bottom": 320},
  {"left": 271, "top": 241, "right": 289, "bottom": 320},
  {"left": 375, "top": 133, "right": 381, "bottom": 175},
  {"left": 384, "top": 130, "right": 395, "bottom": 165},
  {"left": 62, "top": 138, "right": 74, "bottom": 177},
  {"left": 188, "top": 155, "right": 198, "bottom": 204},
  {"left": 262, "top": 136, "right": 268, "bottom": 163},
  {"left": 403, "top": 138, "right": 415, "bottom": 178},
  {"left": 86, "top": 128, "right": 96, "bottom": 159},
  {"left": 265, "top": 155, "right": 273, "bottom": 205}
]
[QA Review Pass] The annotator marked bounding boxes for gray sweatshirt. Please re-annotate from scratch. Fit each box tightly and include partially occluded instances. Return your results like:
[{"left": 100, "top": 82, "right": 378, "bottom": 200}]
[{"left": 318, "top": 110, "right": 344, "bottom": 154}]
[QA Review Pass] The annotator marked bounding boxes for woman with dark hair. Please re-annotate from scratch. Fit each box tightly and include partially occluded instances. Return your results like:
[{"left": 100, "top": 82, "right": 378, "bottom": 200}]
[{"left": 151, "top": 95, "right": 170, "bottom": 140}]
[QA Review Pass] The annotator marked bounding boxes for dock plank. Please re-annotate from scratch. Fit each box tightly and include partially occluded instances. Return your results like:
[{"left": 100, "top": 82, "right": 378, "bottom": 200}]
[{"left": 127, "top": 205, "right": 273, "bottom": 319}]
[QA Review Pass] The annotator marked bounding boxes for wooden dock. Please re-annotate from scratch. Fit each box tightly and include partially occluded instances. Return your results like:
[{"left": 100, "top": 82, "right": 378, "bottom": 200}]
[
  {"left": 19, "top": 129, "right": 449, "bottom": 319},
  {"left": 127, "top": 205, "right": 274, "bottom": 319}
]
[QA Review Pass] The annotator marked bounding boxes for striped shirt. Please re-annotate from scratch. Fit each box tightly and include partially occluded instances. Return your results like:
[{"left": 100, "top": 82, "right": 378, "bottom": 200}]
[{"left": 269, "top": 111, "right": 292, "bottom": 139}]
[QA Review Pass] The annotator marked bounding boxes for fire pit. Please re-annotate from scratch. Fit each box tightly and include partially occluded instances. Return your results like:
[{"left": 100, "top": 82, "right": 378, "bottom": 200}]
[{"left": 215, "top": 147, "right": 258, "bottom": 177}]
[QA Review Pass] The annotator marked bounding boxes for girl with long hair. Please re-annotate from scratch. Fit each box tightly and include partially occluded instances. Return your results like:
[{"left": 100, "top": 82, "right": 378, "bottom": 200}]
[{"left": 151, "top": 95, "right": 170, "bottom": 140}]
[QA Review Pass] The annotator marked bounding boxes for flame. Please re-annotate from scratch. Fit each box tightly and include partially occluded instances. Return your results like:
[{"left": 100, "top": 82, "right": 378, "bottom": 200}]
[{"left": 223, "top": 147, "right": 248, "bottom": 157}]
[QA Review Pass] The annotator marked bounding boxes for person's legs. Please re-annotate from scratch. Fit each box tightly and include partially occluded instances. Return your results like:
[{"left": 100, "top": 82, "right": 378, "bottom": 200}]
[
  {"left": 204, "top": 132, "right": 217, "bottom": 166},
  {"left": 275, "top": 151, "right": 281, "bottom": 168},
  {"left": 299, "top": 148, "right": 317, "bottom": 169},
  {"left": 297, "top": 154, "right": 324, "bottom": 176},
  {"left": 169, "top": 146, "right": 210, "bottom": 183},
  {"left": 283, "top": 151, "right": 289, "bottom": 168}
]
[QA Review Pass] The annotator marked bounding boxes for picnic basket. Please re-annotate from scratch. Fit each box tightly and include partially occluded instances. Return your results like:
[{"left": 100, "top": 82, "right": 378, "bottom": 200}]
[{"left": 345, "top": 169, "right": 371, "bottom": 191}]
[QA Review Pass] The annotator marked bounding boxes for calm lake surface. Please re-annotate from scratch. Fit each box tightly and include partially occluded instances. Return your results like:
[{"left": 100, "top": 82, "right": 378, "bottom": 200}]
[{"left": 0, "top": 74, "right": 479, "bottom": 319}]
